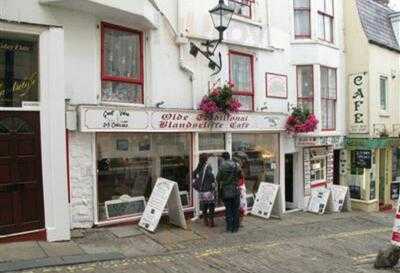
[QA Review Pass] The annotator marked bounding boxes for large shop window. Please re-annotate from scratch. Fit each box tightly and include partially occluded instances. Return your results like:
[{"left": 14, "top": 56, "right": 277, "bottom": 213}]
[
  {"left": 392, "top": 148, "right": 400, "bottom": 200},
  {"left": 101, "top": 23, "right": 144, "bottom": 104},
  {"left": 294, "top": 0, "right": 311, "bottom": 39},
  {"left": 228, "top": 0, "right": 252, "bottom": 18},
  {"left": 229, "top": 51, "right": 254, "bottom": 111},
  {"left": 232, "top": 134, "right": 279, "bottom": 195},
  {"left": 321, "top": 67, "right": 337, "bottom": 130},
  {"left": 297, "top": 65, "right": 314, "bottom": 113},
  {"left": 96, "top": 133, "right": 191, "bottom": 221},
  {"left": 317, "top": 0, "right": 334, "bottom": 42},
  {"left": 0, "top": 33, "right": 39, "bottom": 107}
]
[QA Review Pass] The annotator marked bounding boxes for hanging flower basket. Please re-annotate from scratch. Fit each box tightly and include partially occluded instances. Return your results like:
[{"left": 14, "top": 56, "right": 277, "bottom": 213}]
[
  {"left": 198, "top": 83, "right": 241, "bottom": 119},
  {"left": 286, "top": 106, "right": 318, "bottom": 134}
]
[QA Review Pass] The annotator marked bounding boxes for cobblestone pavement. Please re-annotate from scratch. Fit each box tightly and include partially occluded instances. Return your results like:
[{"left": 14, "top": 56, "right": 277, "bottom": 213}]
[{"left": 17, "top": 211, "right": 400, "bottom": 273}]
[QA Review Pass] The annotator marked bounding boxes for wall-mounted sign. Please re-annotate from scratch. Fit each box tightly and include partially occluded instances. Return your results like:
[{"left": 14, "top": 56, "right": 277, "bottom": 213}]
[
  {"left": 349, "top": 73, "right": 369, "bottom": 134},
  {"left": 79, "top": 106, "right": 287, "bottom": 133},
  {"left": 354, "top": 150, "right": 372, "bottom": 169},
  {"left": 296, "top": 136, "right": 345, "bottom": 149},
  {"left": 0, "top": 39, "right": 33, "bottom": 52},
  {"left": 266, "top": 73, "right": 287, "bottom": 99}
]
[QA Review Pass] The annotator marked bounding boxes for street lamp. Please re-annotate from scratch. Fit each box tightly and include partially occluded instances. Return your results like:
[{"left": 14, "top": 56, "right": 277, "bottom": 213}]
[{"left": 190, "top": 0, "right": 234, "bottom": 75}]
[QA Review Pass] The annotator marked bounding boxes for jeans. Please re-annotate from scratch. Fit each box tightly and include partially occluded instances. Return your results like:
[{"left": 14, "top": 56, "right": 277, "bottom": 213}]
[
  {"left": 201, "top": 202, "right": 215, "bottom": 220},
  {"left": 223, "top": 195, "right": 240, "bottom": 232}
]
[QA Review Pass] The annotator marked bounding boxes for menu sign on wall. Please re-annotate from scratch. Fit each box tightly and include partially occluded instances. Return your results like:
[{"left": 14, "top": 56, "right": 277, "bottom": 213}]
[{"left": 349, "top": 73, "right": 369, "bottom": 134}]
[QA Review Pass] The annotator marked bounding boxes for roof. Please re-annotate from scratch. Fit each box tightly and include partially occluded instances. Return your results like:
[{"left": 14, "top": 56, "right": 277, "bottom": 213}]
[{"left": 356, "top": 0, "right": 400, "bottom": 52}]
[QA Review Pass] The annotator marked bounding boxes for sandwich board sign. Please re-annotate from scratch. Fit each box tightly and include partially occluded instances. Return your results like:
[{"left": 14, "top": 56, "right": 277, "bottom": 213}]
[
  {"left": 307, "top": 188, "right": 332, "bottom": 215},
  {"left": 391, "top": 198, "right": 400, "bottom": 246},
  {"left": 139, "top": 178, "right": 187, "bottom": 232},
  {"left": 327, "top": 185, "right": 351, "bottom": 212},
  {"left": 251, "top": 182, "right": 282, "bottom": 219}
]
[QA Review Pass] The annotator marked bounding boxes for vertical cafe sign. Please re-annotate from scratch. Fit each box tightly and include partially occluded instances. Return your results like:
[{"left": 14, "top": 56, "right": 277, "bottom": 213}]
[{"left": 349, "top": 73, "right": 369, "bottom": 134}]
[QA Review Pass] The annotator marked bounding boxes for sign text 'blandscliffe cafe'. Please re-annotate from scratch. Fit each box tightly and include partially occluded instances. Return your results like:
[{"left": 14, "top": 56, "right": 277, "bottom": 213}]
[{"left": 78, "top": 106, "right": 287, "bottom": 132}]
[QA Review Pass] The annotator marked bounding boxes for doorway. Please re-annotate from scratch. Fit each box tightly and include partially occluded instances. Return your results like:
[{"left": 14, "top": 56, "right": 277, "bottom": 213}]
[
  {"left": 0, "top": 111, "right": 44, "bottom": 236},
  {"left": 379, "top": 149, "right": 387, "bottom": 207},
  {"left": 333, "top": 150, "right": 340, "bottom": 185},
  {"left": 285, "top": 154, "right": 294, "bottom": 205}
]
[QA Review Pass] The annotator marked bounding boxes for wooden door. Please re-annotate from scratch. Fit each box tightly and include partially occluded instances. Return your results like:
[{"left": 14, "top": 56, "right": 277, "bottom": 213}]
[{"left": 0, "top": 111, "right": 44, "bottom": 235}]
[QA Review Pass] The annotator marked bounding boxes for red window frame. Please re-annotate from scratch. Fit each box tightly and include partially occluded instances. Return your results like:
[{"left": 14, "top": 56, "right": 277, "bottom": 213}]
[
  {"left": 296, "top": 65, "right": 314, "bottom": 113},
  {"left": 229, "top": 50, "right": 255, "bottom": 111},
  {"left": 294, "top": 0, "right": 311, "bottom": 39},
  {"left": 317, "top": 0, "right": 334, "bottom": 43},
  {"left": 321, "top": 66, "right": 337, "bottom": 131},
  {"left": 100, "top": 22, "right": 144, "bottom": 103},
  {"left": 228, "top": 0, "right": 253, "bottom": 19}
]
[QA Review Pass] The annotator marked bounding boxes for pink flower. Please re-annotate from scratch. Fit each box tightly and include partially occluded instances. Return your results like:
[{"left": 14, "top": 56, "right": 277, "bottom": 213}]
[
  {"left": 286, "top": 113, "right": 318, "bottom": 134},
  {"left": 228, "top": 98, "right": 241, "bottom": 112},
  {"left": 199, "top": 97, "right": 219, "bottom": 114}
]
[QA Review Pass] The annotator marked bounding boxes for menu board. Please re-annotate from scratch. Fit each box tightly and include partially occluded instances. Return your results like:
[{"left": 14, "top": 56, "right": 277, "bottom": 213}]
[
  {"left": 307, "top": 188, "right": 331, "bottom": 215},
  {"left": 328, "top": 185, "right": 350, "bottom": 212},
  {"left": 251, "top": 183, "right": 280, "bottom": 219},
  {"left": 391, "top": 198, "right": 400, "bottom": 247},
  {"left": 139, "top": 178, "right": 186, "bottom": 232},
  {"left": 105, "top": 196, "right": 146, "bottom": 219},
  {"left": 354, "top": 150, "right": 372, "bottom": 169}
]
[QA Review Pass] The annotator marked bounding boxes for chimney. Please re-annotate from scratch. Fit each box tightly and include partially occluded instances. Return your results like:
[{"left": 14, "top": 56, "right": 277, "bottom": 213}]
[{"left": 374, "top": 0, "right": 389, "bottom": 6}]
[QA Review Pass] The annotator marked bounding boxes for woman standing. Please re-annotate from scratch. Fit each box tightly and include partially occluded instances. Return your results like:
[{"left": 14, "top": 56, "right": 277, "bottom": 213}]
[{"left": 193, "top": 154, "right": 217, "bottom": 227}]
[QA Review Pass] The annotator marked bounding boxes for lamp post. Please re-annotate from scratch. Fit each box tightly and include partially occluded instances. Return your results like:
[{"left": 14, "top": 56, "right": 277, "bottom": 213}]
[{"left": 190, "top": 0, "right": 234, "bottom": 75}]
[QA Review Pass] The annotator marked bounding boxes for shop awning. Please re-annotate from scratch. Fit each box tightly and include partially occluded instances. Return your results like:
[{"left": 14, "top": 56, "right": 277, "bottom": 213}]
[
  {"left": 40, "top": 0, "right": 159, "bottom": 29},
  {"left": 346, "top": 137, "right": 400, "bottom": 150}
]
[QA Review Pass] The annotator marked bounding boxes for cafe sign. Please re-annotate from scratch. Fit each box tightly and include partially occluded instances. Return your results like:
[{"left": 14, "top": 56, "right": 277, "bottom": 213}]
[
  {"left": 349, "top": 72, "right": 369, "bottom": 134},
  {"left": 296, "top": 136, "right": 345, "bottom": 149},
  {"left": 78, "top": 106, "right": 287, "bottom": 132}
]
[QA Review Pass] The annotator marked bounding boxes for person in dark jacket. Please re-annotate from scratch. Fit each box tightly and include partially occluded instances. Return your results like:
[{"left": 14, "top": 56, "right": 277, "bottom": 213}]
[
  {"left": 193, "top": 153, "right": 217, "bottom": 227},
  {"left": 217, "top": 152, "right": 241, "bottom": 233}
]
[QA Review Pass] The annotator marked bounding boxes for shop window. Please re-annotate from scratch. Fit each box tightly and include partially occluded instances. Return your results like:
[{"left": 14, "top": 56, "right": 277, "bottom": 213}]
[
  {"left": 310, "top": 158, "right": 326, "bottom": 183},
  {"left": 96, "top": 133, "right": 191, "bottom": 221},
  {"left": 0, "top": 33, "right": 39, "bottom": 107},
  {"left": 229, "top": 51, "right": 254, "bottom": 111},
  {"left": 392, "top": 148, "right": 400, "bottom": 199},
  {"left": 350, "top": 151, "right": 365, "bottom": 175},
  {"left": 380, "top": 76, "right": 388, "bottom": 111},
  {"left": 297, "top": 65, "right": 314, "bottom": 113},
  {"left": 199, "top": 133, "right": 225, "bottom": 151},
  {"left": 321, "top": 67, "right": 337, "bottom": 130},
  {"left": 101, "top": 22, "right": 144, "bottom": 104},
  {"left": 232, "top": 133, "right": 279, "bottom": 196},
  {"left": 294, "top": 0, "right": 311, "bottom": 39},
  {"left": 317, "top": 0, "right": 334, "bottom": 42},
  {"left": 228, "top": 0, "right": 253, "bottom": 19}
]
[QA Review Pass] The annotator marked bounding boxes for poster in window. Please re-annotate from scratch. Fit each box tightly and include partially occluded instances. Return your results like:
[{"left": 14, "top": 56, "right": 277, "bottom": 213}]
[
  {"left": 116, "top": 139, "right": 129, "bottom": 151},
  {"left": 266, "top": 73, "right": 288, "bottom": 99},
  {"left": 354, "top": 150, "right": 372, "bottom": 169}
]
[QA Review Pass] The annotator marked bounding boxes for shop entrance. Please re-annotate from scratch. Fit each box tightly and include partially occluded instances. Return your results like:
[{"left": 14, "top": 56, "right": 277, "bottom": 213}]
[
  {"left": 0, "top": 111, "right": 44, "bottom": 236},
  {"left": 333, "top": 150, "right": 340, "bottom": 185},
  {"left": 285, "top": 154, "right": 294, "bottom": 204}
]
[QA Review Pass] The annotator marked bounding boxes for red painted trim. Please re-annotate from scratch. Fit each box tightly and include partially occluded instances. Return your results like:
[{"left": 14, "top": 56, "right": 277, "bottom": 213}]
[
  {"left": 100, "top": 22, "right": 144, "bottom": 104},
  {"left": 395, "top": 214, "right": 400, "bottom": 219},
  {"left": 265, "top": 72, "right": 288, "bottom": 99},
  {"left": 66, "top": 130, "right": 71, "bottom": 203},
  {"left": 311, "top": 181, "right": 327, "bottom": 188},
  {"left": 0, "top": 229, "right": 46, "bottom": 244},
  {"left": 229, "top": 50, "right": 255, "bottom": 111}
]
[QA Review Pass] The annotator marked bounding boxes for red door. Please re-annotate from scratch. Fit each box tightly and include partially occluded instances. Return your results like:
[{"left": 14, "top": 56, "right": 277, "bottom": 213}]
[{"left": 0, "top": 111, "right": 44, "bottom": 236}]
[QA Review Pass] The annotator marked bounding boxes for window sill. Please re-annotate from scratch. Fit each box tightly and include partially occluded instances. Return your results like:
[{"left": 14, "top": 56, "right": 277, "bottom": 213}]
[
  {"left": 290, "top": 39, "right": 340, "bottom": 50},
  {"left": 231, "top": 15, "right": 263, "bottom": 28},
  {"left": 99, "top": 102, "right": 146, "bottom": 108},
  {"left": 379, "top": 112, "right": 390, "bottom": 118}
]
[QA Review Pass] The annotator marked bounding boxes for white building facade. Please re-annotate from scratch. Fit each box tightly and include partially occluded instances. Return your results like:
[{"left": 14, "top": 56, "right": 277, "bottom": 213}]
[{"left": 0, "top": 0, "right": 347, "bottom": 240}]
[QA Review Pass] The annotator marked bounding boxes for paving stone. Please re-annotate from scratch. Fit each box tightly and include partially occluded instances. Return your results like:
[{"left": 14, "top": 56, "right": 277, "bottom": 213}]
[
  {"left": 0, "top": 242, "right": 46, "bottom": 262},
  {"left": 61, "top": 252, "right": 125, "bottom": 264},
  {"left": 71, "top": 229, "right": 85, "bottom": 239},
  {"left": 109, "top": 226, "right": 143, "bottom": 238},
  {"left": 38, "top": 241, "right": 83, "bottom": 257},
  {"left": 118, "top": 235, "right": 166, "bottom": 257},
  {"left": 0, "top": 257, "right": 63, "bottom": 272}
]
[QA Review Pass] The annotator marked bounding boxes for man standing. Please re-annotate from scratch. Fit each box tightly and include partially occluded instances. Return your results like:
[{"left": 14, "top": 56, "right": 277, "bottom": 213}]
[{"left": 217, "top": 152, "right": 240, "bottom": 233}]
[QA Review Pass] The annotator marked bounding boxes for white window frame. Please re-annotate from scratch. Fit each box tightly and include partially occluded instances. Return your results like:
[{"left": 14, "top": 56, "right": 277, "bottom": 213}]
[
  {"left": 310, "top": 156, "right": 326, "bottom": 184},
  {"left": 379, "top": 75, "right": 389, "bottom": 113}
]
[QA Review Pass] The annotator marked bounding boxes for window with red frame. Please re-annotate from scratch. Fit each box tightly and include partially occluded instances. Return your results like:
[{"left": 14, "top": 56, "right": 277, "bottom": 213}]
[
  {"left": 321, "top": 67, "right": 336, "bottom": 130},
  {"left": 229, "top": 51, "right": 254, "bottom": 111},
  {"left": 101, "top": 22, "right": 144, "bottom": 104},
  {"left": 297, "top": 65, "right": 314, "bottom": 113},
  {"left": 228, "top": 0, "right": 253, "bottom": 19},
  {"left": 318, "top": 0, "right": 334, "bottom": 42},
  {"left": 294, "top": 0, "right": 311, "bottom": 38}
]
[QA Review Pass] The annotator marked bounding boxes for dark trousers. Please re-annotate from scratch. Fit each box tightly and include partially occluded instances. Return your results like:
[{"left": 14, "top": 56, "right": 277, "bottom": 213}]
[
  {"left": 201, "top": 202, "right": 215, "bottom": 220},
  {"left": 223, "top": 195, "right": 240, "bottom": 232}
]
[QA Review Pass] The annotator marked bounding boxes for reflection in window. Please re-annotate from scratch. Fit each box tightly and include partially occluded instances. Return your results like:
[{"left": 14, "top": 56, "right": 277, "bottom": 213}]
[
  {"left": 96, "top": 133, "right": 191, "bottom": 221},
  {"left": 232, "top": 134, "right": 279, "bottom": 195},
  {"left": 0, "top": 33, "right": 39, "bottom": 107},
  {"left": 199, "top": 133, "right": 225, "bottom": 151}
]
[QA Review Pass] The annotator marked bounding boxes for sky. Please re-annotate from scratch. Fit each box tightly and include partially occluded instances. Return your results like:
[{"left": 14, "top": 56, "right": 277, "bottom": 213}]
[{"left": 390, "top": 0, "right": 400, "bottom": 10}]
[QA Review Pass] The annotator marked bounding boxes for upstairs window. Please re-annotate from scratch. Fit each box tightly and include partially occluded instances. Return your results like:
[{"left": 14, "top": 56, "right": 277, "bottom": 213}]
[
  {"left": 229, "top": 51, "right": 254, "bottom": 111},
  {"left": 380, "top": 76, "right": 388, "bottom": 111},
  {"left": 101, "top": 22, "right": 144, "bottom": 104},
  {"left": 294, "top": 0, "right": 311, "bottom": 39},
  {"left": 321, "top": 67, "right": 337, "bottom": 130},
  {"left": 297, "top": 65, "right": 314, "bottom": 113},
  {"left": 317, "top": 0, "right": 334, "bottom": 42},
  {"left": 228, "top": 0, "right": 253, "bottom": 19}
]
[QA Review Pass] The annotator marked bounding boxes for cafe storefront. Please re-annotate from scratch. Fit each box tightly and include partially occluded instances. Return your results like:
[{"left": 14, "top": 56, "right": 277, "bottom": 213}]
[{"left": 70, "top": 105, "right": 286, "bottom": 226}]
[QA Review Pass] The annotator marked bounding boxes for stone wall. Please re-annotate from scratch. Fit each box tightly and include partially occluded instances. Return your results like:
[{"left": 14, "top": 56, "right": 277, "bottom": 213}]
[{"left": 69, "top": 132, "right": 95, "bottom": 228}]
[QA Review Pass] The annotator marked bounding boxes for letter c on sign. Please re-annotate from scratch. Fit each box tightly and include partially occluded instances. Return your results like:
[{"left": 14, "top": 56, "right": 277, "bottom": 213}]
[{"left": 354, "top": 75, "right": 363, "bottom": 86}]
